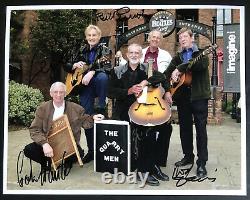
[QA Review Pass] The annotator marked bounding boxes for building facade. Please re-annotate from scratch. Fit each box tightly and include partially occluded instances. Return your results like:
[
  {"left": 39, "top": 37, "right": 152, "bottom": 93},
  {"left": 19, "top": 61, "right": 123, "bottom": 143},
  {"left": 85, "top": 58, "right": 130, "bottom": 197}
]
[
  {"left": 9, "top": 7, "right": 241, "bottom": 124},
  {"left": 94, "top": 8, "right": 240, "bottom": 123}
]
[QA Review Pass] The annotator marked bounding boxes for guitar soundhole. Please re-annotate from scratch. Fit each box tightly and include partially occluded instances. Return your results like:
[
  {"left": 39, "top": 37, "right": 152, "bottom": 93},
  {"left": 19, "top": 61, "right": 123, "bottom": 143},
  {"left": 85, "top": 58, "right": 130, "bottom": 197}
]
[
  {"left": 71, "top": 79, "right": 77, "bottom": 86},
  {"left": 71, "top": 72, "right": 80, "bottom": 86},
  {"left": 172, "top": 82, "right": 178, "bottom": 87}
]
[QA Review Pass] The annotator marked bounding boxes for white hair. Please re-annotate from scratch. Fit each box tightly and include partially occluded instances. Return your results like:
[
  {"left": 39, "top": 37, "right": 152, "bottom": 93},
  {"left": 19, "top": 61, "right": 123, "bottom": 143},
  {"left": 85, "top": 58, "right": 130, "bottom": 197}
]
[
  {"left": 148, "top": 29, "right": 163, "bottom": 41},
  {"left": 50, "top": 82, "right": 66, "bottom": 92},
  {"left": 127, "top": 43, "right": 142, "bottom": 53}
]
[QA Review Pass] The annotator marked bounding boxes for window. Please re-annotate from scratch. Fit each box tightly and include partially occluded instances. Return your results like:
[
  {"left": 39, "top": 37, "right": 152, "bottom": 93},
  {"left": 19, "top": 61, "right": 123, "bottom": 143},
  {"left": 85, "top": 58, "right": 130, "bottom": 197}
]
[
  {"left": 143, "top": 14, "right": 152, "bottom": 42},
  {"left": 116, "top": 18, "right": 128, "bottom": 45},
  {"left": 116, "top": 18, "right": 128, "bottom": 35},
  {"left": 217, "top": 9, "right": 232, "bottom": 36},
  {"left": 175, "top": 9, "right": 198, "bottom": 42}
]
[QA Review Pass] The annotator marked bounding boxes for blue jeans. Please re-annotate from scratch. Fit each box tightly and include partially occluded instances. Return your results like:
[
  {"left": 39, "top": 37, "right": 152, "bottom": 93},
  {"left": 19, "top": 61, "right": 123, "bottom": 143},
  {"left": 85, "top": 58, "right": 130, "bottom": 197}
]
[
  {"left": 79, "top": 72, "right": 108, "bottom": 152},
  {"left": 79, "top": 72, "right": 108, "bottom": 115}
]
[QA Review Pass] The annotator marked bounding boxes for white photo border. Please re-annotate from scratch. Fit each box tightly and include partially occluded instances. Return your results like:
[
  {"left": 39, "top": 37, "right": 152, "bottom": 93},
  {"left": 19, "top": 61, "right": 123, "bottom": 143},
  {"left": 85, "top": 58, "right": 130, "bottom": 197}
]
[{"left": 3, "top": 4, "right": 246, "bottom": 196}]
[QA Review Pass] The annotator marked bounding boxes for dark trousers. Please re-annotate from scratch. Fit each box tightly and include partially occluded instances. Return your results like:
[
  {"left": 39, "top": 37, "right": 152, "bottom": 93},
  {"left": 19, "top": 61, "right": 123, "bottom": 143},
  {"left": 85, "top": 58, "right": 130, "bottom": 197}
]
[
  {"left": 85, "top": 128, "right": 94, "bottom": 152},
  {"left": 79, "top": 72, "right": 108, "bottom": 114},
  {"left": 79, "top": 72, "right": 108, "bottom": 153},
  {"left": 133, "top": 122, "right": 172, "bottom": 173},
  {"left": 135, "top": 126, "right": 157, "bottom": 173},
  {"left": 23, "top": 142, "right": 84, "bottom": 168},
  {"left": 153, "top": 123, "right": 172, "bottom": 167},
  {"left": 176, "top": 98, "right": 208, "bottom": 165}
]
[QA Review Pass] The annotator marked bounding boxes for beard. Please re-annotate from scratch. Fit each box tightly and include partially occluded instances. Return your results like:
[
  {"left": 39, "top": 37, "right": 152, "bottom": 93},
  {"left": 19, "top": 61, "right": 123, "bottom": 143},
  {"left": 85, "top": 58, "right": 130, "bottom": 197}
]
[{"left": 129, "top": 58, "right": 140, "bottom": 65}]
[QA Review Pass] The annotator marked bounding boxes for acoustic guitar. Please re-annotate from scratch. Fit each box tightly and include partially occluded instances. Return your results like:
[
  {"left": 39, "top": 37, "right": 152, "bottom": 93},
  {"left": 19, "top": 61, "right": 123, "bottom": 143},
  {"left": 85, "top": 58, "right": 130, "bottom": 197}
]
[
  {"left": 65, "top": 45, "right": 111, "bottom": 96},
  {"left": 170, "top": 44, "right": 217, "bottom": 96},
  {"left": 128, "top": 58, "right": 171, "bottom": 126}
]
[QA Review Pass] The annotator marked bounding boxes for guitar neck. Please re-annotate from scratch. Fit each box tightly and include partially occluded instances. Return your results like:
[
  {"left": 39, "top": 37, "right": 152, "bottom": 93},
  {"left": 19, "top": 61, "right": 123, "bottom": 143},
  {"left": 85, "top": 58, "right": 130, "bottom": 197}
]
[
  {"left": 147, "top": 58, "right": 154, "bottom": 78},
  {"left": 188, "top": 45, "right": 215, "bottom": 68},
  {"left": 192, "top": 53, "right": 203, "bottom": 63}
]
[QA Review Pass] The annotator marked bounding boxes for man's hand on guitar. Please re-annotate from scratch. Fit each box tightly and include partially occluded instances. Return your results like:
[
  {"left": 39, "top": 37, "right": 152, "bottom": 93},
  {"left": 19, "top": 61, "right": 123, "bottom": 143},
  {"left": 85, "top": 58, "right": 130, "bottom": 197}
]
[
  {"left": 128, "top": 84, "right": 143, "bottom": 97},
  {"left": 82, "top": 71, "right": 95, "bottom": 85},
  {"left": 73, "top": 61, "right": 86, "bottom": 69},
  {"left": 171, "top": 68, "right": 181, "bottom": 83},
  {"left": 99, "top": 56, "right": 111, "bottom": 65},
  {"left": 139, "top": 80, "right": 149, "bottom": 88},
  {"left": 164, "top": 91, "right": 173, "bottom": 105}
]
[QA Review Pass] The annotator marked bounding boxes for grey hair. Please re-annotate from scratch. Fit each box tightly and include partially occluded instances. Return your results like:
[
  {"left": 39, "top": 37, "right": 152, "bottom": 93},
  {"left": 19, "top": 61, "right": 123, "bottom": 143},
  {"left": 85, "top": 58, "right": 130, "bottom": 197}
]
[
  {"left": 50, "top": 82, "right": 66, "bottom": 92},
  {"left": 85, "top": 24, "right": 102, "bottom": 37},
  {"left": 148, "top": 29, "right": 163, "bottom": 41},
  {"left": 127, "top": 43, "right": 142, "bottom": 53}
]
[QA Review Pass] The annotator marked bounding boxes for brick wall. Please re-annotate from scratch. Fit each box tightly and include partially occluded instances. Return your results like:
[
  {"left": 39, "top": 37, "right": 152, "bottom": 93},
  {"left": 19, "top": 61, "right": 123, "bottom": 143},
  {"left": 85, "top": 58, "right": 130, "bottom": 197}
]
[
  {"left": 15, "top": 8, "right": 241, "bottom": 124},
  {"left": 208, "top": 86, "right": 223, "bottom": 125}
]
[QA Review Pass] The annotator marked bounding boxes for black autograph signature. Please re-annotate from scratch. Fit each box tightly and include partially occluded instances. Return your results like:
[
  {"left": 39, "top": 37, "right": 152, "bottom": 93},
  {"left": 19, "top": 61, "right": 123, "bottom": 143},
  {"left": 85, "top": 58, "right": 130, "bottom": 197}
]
[
  {"left": 172, "top": 163, "right": 217, "bottom": 187},
  {"left": 96, "top": 7, "right": 144, "bottom": 21},
  {"left": 16, "top": 151, "right": 72, "bottom": 187}
]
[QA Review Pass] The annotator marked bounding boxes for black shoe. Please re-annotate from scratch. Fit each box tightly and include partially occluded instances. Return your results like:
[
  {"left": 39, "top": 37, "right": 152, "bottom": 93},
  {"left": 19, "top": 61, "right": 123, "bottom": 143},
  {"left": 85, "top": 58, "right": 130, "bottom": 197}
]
[
  {"left": 152, "top": 165, "right": 169, "bottom": 181},
  {"left": 146, "top": 174, "right": 160, "bottom": 186},
  {"left": 41, "top": 160, "right": 51, "bottom": 172},
  {"left": 159, "top": 163, "right": 166, "bottom": 167},
  {"left": 63, "top": 159, "right": 73, "bottom": 169},
  {"left": 137, "top": 172, "right": 160, "bottom": 186},
  {"left": 175, "top": 157, "right": 194, "bottom": 167},
  {"left": 196, "top": 165, "right": 207, "bottom": 178},
  {"left": 41, "top": 164, "right": 51, "bottom": 172},
  {"left": 82, "top": 152, "right": 94, "bottom": 163}
]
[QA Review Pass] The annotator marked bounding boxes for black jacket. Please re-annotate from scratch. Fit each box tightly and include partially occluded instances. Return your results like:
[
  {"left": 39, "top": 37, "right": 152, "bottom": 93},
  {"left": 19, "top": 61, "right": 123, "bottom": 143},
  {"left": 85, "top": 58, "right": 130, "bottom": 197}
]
[
  {"left": 108, "top": 63, "right": 166, "bottom": 121},
  {"left": 64, "top": 42, "right": 112, "bottom": 74},
  {"left": 164, "top": 45, "right": 211, "bottom": 101},
  {"left": 64, "top": 42, "right": 112, "bottom": 95}
]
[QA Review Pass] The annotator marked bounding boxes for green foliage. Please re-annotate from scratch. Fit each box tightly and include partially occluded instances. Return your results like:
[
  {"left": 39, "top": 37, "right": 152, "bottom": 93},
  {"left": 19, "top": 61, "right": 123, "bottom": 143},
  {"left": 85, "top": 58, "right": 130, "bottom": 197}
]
[
  {"left": 10, "top": 11, "right": 29, "bottom": 60},
  {"left": 222, "top": 101, "right": 232, "bottom": 114},
  {"left": 29, "top": 9, "right": 94, "bottom": 62},
  {"left": 65, "top": 94, "right": 80, "bottom": 104},
  {"left": 8, "top": 81, "right": 44, "bottom": 126}
]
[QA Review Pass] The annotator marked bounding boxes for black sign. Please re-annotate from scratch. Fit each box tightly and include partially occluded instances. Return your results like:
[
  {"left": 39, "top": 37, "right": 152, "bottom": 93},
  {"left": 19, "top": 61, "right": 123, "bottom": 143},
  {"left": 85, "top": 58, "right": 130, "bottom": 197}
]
[
  {"left": 116, "top": 11, "right": 214, "bottom": 49},
  {"left": 223, "top": 24, "right": 240, "bottom": 92},
  {"left": 149, "top": 10, "right": 175, "bottom": 37},
  {"left": 176, "top": 20, "right": 212, "bottom": 39},
  {"left": 117, "top": 23, "right": 149, "bottom": 50},
  {"left": 94, "top": 120, "right": 130, "bottom": 174}
]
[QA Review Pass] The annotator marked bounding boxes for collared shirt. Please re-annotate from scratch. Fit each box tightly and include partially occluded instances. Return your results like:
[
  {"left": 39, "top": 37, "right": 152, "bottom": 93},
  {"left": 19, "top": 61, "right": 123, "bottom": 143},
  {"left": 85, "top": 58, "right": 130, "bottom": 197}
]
[
  {"left": 182, "top": 48, "right": 193, "bottom": 63},
  {"left": 53, "top": 101, "right": 65, "bottom": 120},
  {"left": 127, "top": 64, "right": 140, "bottom": 87},
  {"left": 143, "top": 47, "right": 159, "bottom": 71},
  {"left": 88, "top": 45, "right": 98, "bottom": 64}
]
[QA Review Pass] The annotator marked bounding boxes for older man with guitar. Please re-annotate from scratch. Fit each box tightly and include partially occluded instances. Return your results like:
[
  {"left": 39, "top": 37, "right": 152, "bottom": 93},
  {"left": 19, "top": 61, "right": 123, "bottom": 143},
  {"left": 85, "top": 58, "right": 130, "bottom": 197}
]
[
  {"left": 108, "top": 43, "right": 172, "bottom": 186},
  {"left": 64, "top": 25, "right": 111, "bottom": 164},
  {"left": 140, "top": 29, "right": 173, "bottom": 172},
  {"left": 164, "top": 27, "right": 214, "bottom": 178}
]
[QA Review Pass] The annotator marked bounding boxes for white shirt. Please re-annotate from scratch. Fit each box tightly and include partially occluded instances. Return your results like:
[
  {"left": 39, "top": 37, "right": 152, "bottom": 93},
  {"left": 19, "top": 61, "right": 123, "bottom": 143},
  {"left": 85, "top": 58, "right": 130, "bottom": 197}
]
[
  {"left": 141, "top": 47, "right": 172, "bottom": 73},
  {"left": 53, "top": 101, "right": 65, "bottom": 120}
]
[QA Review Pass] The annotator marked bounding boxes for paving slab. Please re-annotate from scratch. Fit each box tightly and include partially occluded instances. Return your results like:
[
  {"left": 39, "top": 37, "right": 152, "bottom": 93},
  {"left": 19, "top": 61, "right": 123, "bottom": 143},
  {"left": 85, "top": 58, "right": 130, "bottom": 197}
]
[{"left": 4, "top": 113, "right": 243, "bottom": 195}]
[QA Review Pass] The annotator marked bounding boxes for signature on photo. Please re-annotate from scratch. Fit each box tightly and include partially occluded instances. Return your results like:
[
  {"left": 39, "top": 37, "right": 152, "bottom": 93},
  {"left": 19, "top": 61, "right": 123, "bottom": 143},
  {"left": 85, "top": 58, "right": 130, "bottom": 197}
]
[
  {"left": 172, "top": 163, "right": 217, "bottom": 187},
  {"left": 96, "top": 7, "right": 144, "bottom": 21},
  {"left": 16, "top": 151, "right": 72, "bottom": 187}
]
